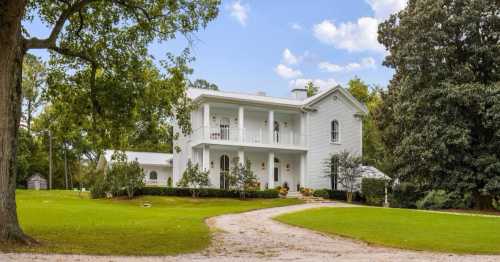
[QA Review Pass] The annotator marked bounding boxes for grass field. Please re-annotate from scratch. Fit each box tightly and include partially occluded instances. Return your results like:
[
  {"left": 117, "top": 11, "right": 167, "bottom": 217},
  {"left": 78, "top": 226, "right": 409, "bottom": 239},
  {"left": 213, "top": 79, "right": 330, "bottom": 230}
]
[
  {"left": 275, "top": 207, "right": 500, "bottom": 254},
  {"left": 4, "top": 190, "right": 301, "bottom": 255}
]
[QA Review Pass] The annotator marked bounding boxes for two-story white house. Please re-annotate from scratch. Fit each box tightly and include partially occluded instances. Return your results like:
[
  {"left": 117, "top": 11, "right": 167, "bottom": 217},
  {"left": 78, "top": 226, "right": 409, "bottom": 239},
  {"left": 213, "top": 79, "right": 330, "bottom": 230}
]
[{"left": 172, "top": 86, "right": 368, "bottom": 192}]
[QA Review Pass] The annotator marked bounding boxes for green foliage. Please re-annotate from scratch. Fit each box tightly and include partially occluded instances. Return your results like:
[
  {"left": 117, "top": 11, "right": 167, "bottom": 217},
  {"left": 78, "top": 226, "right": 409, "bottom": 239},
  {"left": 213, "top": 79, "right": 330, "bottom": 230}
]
[
  {"left": 305, "top": 81, "right": 319, "bottom": 97},
  {"left": 324, "top": 150, "right": 363, "bottom": 202},
  {"left": 90, "top": 151, "right": 144, "bottom": 199},
  {"left": 312, "top": 189, "right": 329, "bottom": 198},
  {"left": 139, "top": 187, "right": 280, "bottom": 199},
  {"left": 22, "top": 53, "right": 46, "bottom": 134},
  {"left": 167, "top": 177, "right": 173, "bottom": 187},
  {"left": 416, "top": 190, "right": 452, "bottom": 210},
  {"left": 347, "top": 77, "right": 388, "bottom": 172},
  {"left": 229, "top": 158, "right": 258, "bottom": 199},
  {"left": 299, "top": 187, "right": 314, "bottom": 196},
  {"left": 390, "top": 182, "right": 423, "bottom": 208},
  {"left": 188, "top": 79, "right": 218, "bottom": 90},
  {"left": 377, "top": 0, "right": 500, "bottom": 208},
  {"left": 177, "top": 160, "right": 210, "bottom": 197},
  {"left": 361, "top": 178, "right": 386, "bottom": 206},
  {"left": 15, "top": 128, "right": 52, "bottom": 188}
]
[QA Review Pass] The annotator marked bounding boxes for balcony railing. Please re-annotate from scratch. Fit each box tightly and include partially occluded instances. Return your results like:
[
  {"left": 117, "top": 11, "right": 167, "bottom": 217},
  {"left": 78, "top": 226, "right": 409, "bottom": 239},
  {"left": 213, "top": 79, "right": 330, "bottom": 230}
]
[{"left": 191, "top": 126, "right": 306, "bottom": 147}]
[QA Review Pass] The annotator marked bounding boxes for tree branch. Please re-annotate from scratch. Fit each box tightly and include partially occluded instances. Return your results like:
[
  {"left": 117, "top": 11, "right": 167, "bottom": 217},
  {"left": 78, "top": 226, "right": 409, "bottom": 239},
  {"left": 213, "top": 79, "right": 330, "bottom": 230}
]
[{"left": 23, "top": 0, "right": 96, "bottom": 50}]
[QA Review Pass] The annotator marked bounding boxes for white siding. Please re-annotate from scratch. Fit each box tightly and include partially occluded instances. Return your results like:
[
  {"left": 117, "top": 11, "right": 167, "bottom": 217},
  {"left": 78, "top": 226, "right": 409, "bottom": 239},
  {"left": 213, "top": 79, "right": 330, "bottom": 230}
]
[
  {"left": 141, "top": 164, "right": 172, "bottom": 186},
  {"left": 306, "top": 90, "right": 363, "bottom": 189}
]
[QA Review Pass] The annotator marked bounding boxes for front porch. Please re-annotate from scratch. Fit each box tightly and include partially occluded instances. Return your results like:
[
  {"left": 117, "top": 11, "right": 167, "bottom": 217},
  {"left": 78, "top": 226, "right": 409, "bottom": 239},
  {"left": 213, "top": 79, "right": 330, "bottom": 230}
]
[{"left": 192, "top": 145, "right": 306, "bottom": 192}]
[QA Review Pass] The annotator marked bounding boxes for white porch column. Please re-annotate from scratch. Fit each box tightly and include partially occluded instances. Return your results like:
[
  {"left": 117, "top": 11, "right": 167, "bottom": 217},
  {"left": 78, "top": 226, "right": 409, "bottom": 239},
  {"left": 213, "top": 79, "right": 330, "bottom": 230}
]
[
  {"left": 300, "top": 153, "right": 306, "bottom": 189},
  {"left": 268, "top": 152, "right": 275, "bottom": 189},
  {"left": 238, "top": 106, "right": 244, "bottom": 142},
  {"left": 202, "top": 145, "right": 210, "bottom": 172},
  {"left": 268, "top": 110, "right": 274, "bottom": 144},
  {"left": 300, "top": 113, "right": 306, "bottom": 146},
  {"left": 203, "top": 103, "right": 210, "bottom": 138},
  {"left": 238, "top": 150, "right": 245, "bottom": 166}
]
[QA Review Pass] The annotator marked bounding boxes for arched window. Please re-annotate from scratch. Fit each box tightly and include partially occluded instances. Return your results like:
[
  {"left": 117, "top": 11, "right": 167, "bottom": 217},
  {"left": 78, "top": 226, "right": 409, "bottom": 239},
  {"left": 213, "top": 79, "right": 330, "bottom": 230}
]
[
  {"left": 331, "top": 120, "right": 339, "bottom": 143},
  {"left": 149, "top": 171, "right": 158, "bottom": 180}
]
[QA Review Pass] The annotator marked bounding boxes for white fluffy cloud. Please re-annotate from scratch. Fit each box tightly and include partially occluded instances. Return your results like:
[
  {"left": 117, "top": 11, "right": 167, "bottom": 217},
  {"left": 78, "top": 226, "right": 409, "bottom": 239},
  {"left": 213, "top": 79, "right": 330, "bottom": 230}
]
[
  {"left": 229, "top": 1, "right": 249, "bottom": 26},
  {"left": 313, "top": 0, "right": 406, "bottom": 53},
  {"left": 313, "top": 18, "right": 383, "bottom": 53},
  {"left": 366, "top": 0, "right": 407, "bottom": 20},
  {"left": 275, "top": 64, "right": 302, "bottom": 79},
  {"left": 289, "top": 78, "right": 338, "bottom": 90},
  {"left": 319, "top": 57, "right": 376, "bottom": 72},
  {"left": 282, "top": 48, "right": 299, "bottom": 65}
]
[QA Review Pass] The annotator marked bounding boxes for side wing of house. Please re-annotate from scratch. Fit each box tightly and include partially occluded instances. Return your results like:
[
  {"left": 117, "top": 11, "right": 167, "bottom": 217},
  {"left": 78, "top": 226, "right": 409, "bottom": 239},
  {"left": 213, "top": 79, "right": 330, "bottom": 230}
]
[
  {"left": 172, "top": 106, "right": 203, "bottom": 185},
  {"left": 305, "top": 89, "right": 364, "bottom": 189}
]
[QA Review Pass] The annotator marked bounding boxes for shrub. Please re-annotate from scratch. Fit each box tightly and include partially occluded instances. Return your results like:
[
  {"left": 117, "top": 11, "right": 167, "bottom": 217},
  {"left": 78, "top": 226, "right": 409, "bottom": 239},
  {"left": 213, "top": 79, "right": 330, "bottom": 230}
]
[
  {"left": 279, "top": 187, "right": 288, "bottom": 197},
  {"left": 313, "top": 189, "right": 330, "bottom": 198},
  {"left": 300, "top": 187, "right": 314, "bottom": 196},
  {"left": 138, "top": 187, "right": 279, "bottom": 198},
  {"left": 90, "top": 175, "right": 108, "bottom": 199},
  {"left": 177, "top": 160, "right": 210, "bottom": 197},
  {"left": 361, "top": 178, "right": 386, "bottom": 206},
  {"left": 390, "top": 182, "right": 423, "bottom": 208},
  {"left": 416, "top": 190, "right": 452, "bottom": 210}
]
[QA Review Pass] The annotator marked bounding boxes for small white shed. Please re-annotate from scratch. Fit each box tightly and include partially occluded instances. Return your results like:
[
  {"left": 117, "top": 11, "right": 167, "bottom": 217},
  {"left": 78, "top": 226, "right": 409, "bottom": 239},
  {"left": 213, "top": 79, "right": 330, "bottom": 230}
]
[{"left": 27, "top": 173, "right": 48, "bottom": 190}]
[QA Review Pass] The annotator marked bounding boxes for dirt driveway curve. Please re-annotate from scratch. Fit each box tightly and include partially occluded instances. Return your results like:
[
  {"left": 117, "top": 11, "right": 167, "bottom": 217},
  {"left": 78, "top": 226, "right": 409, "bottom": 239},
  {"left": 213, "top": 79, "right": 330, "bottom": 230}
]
[{"left": 2, "top": 202, "right": 499, "bottom": 261}]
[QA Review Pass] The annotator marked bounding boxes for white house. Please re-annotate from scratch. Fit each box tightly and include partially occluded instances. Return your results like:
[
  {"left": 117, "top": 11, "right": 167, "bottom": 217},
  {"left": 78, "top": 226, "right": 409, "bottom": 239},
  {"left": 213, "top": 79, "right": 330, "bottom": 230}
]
[
  {"left": 104, "top": 150, "right": 173, "bottom": 186},
  {"left": 172, "top": 86, "right": 368, "bottom": 192}
]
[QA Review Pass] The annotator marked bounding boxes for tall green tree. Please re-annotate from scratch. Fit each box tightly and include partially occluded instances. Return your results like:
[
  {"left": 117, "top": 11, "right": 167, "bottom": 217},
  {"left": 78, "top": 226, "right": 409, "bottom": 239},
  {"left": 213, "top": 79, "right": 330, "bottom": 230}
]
[
  {"left": 377, "top": 0, "right": 500, "bottom": 208},
  {"left": 189, "top": 78, "right": 218, "bottom": 90},
  {"left": 305, "top": 81, "right": 319, "bottom": 97},
  {"left": 0, "top": 0, "right": 220, "bottom": 244},
  {"left": 347, "top": 77, "right": 387, "bottom": 171},
  {"left": 21, "top": 54, "right": 46, "bottom": 135}
]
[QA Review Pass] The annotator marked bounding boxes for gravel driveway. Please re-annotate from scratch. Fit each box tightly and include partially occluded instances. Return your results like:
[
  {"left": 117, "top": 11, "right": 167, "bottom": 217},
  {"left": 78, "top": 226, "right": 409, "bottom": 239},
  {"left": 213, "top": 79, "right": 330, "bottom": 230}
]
[{"left": 2, "top": 202, "right": 499, "bottom": 261}]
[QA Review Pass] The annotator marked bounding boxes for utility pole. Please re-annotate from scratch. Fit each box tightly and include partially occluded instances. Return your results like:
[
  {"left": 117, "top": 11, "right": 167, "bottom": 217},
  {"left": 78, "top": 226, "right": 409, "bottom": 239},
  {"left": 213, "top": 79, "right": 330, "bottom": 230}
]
[
  {"left": 64, "top": 143, "right": 68, "bottom": 190},
  {"left": 48, "top": 129, "right": 53, "bottom": 190}
]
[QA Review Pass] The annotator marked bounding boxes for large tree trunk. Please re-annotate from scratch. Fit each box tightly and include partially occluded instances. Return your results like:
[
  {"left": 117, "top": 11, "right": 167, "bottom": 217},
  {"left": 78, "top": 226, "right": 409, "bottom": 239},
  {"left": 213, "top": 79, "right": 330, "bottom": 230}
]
[{"left": 0, "top": 0, "right": 36, "bottom": 245}]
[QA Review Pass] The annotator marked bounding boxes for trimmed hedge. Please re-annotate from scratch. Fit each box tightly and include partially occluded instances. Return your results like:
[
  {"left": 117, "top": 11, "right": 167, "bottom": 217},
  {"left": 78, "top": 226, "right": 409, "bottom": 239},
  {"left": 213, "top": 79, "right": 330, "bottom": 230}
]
[
  {"left": 138, "top": 187, "right": 279, "bottom": 199},
  {"left": 313, "top": 189, "right": 364, "bottom": 202},
  {"left": 390, "top": 182, "right": 423, "bottom": 208},
  {"left": 361, "top": 178, "right": 386, "bottom": 206}
]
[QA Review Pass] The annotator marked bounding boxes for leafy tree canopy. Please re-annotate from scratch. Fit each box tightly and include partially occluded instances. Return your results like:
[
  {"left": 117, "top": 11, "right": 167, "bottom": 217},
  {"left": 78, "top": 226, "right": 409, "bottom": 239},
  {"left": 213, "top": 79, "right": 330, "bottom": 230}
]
[{"left": 377, "top": 0, "right": 500, "bottom": 208}]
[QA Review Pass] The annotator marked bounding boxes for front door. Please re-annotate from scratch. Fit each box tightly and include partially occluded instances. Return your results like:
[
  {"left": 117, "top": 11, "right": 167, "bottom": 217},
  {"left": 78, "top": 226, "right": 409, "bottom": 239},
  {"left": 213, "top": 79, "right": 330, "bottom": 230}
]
[{"left": 220, "top": 155, "right": 230, "bottom": 189}]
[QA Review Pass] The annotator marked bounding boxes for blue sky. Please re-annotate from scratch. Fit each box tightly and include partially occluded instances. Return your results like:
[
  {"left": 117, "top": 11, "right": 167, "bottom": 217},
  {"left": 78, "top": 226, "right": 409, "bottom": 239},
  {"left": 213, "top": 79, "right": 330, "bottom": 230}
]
[{"left": 26, "top": 0, "right": 406, "bottom": 98}]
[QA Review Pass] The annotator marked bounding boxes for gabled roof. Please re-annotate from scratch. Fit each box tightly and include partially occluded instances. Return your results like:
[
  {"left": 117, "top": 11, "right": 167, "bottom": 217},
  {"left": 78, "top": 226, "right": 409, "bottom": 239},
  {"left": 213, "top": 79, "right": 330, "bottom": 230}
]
[
  {"left": 302, "top": 85, "right": 368, "bottom": 114},
  {"left": 104, "top": 150, "right": 173, "bottom": 167},
  {"left": 187, "top": 86, "right": 368, "bottom": 114},
  {"left": 359, "top": 166, "right": 391, "bottom": 180}
]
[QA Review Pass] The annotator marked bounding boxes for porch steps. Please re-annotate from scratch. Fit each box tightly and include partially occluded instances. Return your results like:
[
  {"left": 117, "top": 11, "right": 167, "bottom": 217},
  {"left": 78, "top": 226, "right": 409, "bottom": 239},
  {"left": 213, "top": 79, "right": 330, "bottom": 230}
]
[{"left": 287, "top": 192, "right": 332, "bottom": 203}]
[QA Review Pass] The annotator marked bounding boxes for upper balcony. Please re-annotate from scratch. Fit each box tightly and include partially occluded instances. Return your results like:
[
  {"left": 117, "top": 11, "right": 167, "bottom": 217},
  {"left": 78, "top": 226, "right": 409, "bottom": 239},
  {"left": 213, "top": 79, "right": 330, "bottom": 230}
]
[{"left": 189, "top": 102, "right": 307, "bottom": 151}]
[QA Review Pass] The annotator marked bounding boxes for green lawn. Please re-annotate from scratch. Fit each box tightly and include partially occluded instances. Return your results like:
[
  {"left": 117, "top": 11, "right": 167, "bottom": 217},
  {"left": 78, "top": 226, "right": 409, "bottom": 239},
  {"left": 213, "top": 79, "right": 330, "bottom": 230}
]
[
  {"left": 4, "top": 190, "right": 301, "bottom": 256},
  {"left": 275, "top": 207, "right": 500, "bottom": 254}
]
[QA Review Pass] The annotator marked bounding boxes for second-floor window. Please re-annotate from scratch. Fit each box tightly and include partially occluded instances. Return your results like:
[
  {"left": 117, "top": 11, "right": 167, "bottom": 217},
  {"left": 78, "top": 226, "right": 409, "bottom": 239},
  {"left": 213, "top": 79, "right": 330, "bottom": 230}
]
[{"left": 331, "top": 120, "right": 339, "bottom": 143}]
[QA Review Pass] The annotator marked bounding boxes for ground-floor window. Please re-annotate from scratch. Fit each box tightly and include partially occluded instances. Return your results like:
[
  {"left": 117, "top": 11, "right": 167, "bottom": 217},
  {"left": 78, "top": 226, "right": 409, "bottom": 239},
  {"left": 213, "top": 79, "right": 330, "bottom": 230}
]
[
  {"left": 220, "top": 155, "right": 230, "bottom": 189},
  {"left": 330, "top": 158, "right": 338, "bottom": 190}
]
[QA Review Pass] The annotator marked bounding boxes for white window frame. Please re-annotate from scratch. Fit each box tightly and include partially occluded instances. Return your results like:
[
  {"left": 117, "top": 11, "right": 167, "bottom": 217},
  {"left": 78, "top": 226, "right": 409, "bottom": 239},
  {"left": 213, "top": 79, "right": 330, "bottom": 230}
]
[{"left": 330, "top": 120, "right": 340, "bottom": 144}]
